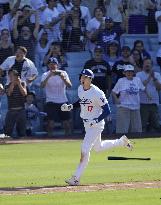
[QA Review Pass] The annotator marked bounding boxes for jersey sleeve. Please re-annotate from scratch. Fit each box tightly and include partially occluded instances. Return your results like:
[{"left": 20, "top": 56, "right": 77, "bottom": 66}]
[{"left": 95, "top": 90, "right": 108, "bottom": 107}]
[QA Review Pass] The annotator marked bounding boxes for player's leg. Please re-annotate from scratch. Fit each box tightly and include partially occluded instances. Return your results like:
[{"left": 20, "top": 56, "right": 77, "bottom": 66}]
[{"left": 65, "top": 127, "right": 102, "bottom": 185}]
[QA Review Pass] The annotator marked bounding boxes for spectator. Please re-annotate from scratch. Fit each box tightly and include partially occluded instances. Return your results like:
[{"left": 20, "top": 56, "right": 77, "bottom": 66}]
[
  {"left": 41, "top": 0, "right": 65, "bottom": 42},
  {"left": 0, "top": 0, "right": 21, "bottom": 32},
  {"left": 97, "top": 16, "right": 124, "bottom": 54},
  {"left": 103, "top": 40, "right": 120, "bottom": 68},
  {"left": 71, "top": 0, "right": 91, "bottom": 24},
  {"left": 133, "top": 40, "right": 151, "bottom": 59},
  {"left": 4, "top": 69, "right": 27, "bottom": 138},
  {"left": 112, "top": 64, "right": 145, "bottom": 134},
  {"left": 130, "top": 49, "right": 143, "bottom": 73},
  {"left": 155, "top": 5, "right": 161, "bottom": 43},
  {"left": 127, "top": 0, "right": 148, "bottom": 34},
  {"left": 136, "top": 58, "right": 161, "bottom": 132},
  {"left": 35, "top": 29, "right": 50, "bottom": 74},
  {"left": 41, "top": 57, "right": 72, "bottom": 136},
  {"left": 30, "top": 0, "right": 47, "bottom": 26},
  {"left": 104, "top": 0, "right": 125, "bottom": 29},
  {"left": 14, "top": 5, "right": 35, "bottom": 31},
  {"left": 83, "top": 45, "right": 112, "bottom": 97},
  {"left": 43, "top": 42, "right": 67, "bottom": 68},
  {"left": 60, "top": 6, "right": 86, "bottom": 51},
  {"left": 0, "top": 28, "right": 14, "bottom": 65},
  {"left": 147, "top": 0, "right": 158, "bottom": 34},
  {"left": 0, "top": 46, "right": 38, "bottom": 85},
  {"left": 13, "top": 10, "right": 40, "bottom": 62},
  {"left": 25, "top": 91, "right": 40, "bottom": 136},
  {"left": 57, "top": 0, "right": 73, "bottom": 13},
  {"left": 86, "top": 6, "right": 105, "bottom": 52},
  {"left": 112, "top": 46, "right": 133, "bottom": 85}
]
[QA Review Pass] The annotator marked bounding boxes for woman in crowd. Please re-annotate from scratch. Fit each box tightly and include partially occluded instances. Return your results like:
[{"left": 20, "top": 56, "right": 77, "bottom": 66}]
[
  {"left": 130, "top": 49, "right": 143, "bottom": 73},
  {"left": 103, "top": 40, "right": 120, "bottom": 68},
  {"left": 0, "top": 29, "right": 14, "bottom": 65},
  {"left": 60, "top": 6, "right": 86, "bottom": 52},
  {"left": 133, "top": 40, "right": 151, "bottom": 59},
  {"left": 86, "top": 6, "right": 105, "bottom": 52},
  {"left": 35, "top": 29, "right": 50, "bottom": 74}
]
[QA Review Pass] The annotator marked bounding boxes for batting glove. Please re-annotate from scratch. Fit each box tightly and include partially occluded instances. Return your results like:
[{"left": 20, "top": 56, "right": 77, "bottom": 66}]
[
  {"left": 90, "top": 118, "right": 99, "bottom": 127},
  {"left": 61, "top": 104, "right": 73, "bottom": 112}
]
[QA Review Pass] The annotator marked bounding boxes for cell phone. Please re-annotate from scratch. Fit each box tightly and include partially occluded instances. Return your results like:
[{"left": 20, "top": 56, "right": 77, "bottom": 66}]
[{"left": 54, "top": 71, "right": 61, "bottom": 75}]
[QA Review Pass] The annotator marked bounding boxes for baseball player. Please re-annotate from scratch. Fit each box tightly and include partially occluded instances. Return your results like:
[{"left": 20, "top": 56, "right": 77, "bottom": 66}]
[{"left": 61, "top": 69, "right": 133, "bottom": 186}]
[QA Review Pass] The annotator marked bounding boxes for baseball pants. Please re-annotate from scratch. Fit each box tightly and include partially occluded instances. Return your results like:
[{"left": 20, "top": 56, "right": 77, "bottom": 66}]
[{"left": 74, "top": 125, "right": 124, "bottom": 179}]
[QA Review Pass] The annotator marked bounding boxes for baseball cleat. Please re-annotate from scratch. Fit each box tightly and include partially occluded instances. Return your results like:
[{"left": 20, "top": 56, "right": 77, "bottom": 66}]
[
  {"left": 65, "top": 176, "right": 79, "bottom": 186},
  {"left": 120, "top": 135, "right": 133, "bottom": 151}
]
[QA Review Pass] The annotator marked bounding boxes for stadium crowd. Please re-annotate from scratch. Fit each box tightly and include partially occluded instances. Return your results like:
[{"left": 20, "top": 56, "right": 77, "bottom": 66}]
[{"left": 0, "top": 0, "right": 161, "bottom": 138}]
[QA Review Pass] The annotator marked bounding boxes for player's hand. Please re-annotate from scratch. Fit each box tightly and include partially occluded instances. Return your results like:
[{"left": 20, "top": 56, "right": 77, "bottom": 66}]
[
  {"left": 61, "top": 104, "right": 73, "bottom": 111},
  {"left": 90, "top": 118, "right": 99, "bottom": 127}
]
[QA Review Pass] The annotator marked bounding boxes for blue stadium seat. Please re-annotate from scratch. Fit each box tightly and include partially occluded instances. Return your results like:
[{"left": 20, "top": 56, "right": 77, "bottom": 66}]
[
  {"left": 66, "top": 51, "right": 92, "bottom": 67},
  {"left": 121, "top": 34, "right": 159, "bottom": 53}
]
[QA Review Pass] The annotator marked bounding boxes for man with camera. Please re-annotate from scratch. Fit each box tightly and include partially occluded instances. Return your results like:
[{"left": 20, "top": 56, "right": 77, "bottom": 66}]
[
  {"left": 4, "top": 69, "right": 27, "bottom": 138},
  {"left": 41, "top": 57, "right": 72, "bottom": 136}
]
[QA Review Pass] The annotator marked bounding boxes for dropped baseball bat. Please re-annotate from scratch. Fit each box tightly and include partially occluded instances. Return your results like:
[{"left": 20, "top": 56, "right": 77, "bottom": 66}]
[{"left": 108, "top": 156, "right": 151, "bottom": 160}]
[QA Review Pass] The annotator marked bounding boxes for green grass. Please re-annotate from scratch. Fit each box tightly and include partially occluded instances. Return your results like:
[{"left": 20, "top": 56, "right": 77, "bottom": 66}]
[
  {"left": 0, "top": 189, "right": 161, "bottom": 205},
  {"left": 0, "top": 138, "right": 161, "bottom": 188}
]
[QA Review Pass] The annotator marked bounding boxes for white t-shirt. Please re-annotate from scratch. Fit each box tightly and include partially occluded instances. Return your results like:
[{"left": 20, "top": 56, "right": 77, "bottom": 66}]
[
  {"left": 30, "top": 0, "right": 46, "bottom": 25},
  {"left": 57, "top": 2, "right": 72, "bottom": 13},
  {"left": 30, "top": 0, "right": 46, "bottom": 9},
  {"left": 128, "top": 0, "right": 148, "bottom": 16},
  {"left": 105, "top": 0, "right": 122, "bottom": 23},
  {"left": 155, "top": 11, "right": 161, "bottom": 42},
  {"left": 41, "top": 7, "right": 61, "bottom": 42},
  {"left": 86, "top": 17, "right": 105, "bottom": 52},
  {"left": 112, "top": 77, "right": 145, "bottom": 110},
  {"left": 79, "top": 5, "right": 91, "bottom": 24},
  {"left": 0, "top": 56, "right": 38, "bottom": 83},
  {"left": 41, "top": 70, "right": 69, "bottom": 103},
  {"left": 0, "top": 13, "right": 11, "bottom": 32},
  {"left": 78, "top": 84, "right": 108, "bottom": 127},
  {"left": 136, "top": 71, "right": 161, "bottom": 105}
]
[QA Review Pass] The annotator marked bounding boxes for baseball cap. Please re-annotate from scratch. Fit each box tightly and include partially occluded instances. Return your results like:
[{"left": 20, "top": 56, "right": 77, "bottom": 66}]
[
  {"left": 105, "top": 16, "right": 113, "bottom": 22},
  {"left": 94, "top": 45, "right": 103, "bottom": 52},
  {"left": 124, "top": 64, "right": 134, "bottom": 72},
  {"left": 80, "top": 69, "right": 94, "bottom": 79},
  {"left": 47, "top": 57, "right": 59, "bottom": 65}
]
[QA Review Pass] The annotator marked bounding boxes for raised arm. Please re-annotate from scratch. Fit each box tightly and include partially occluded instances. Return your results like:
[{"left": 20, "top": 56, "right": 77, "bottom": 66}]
[{"left": 33, "top": 11, "right": 40, "bottom": 39}]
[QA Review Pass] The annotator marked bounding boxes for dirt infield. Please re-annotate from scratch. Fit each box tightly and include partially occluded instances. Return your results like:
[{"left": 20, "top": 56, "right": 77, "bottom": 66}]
[{"left": 0, "top": 181, "right": 161, "bottom": 195}]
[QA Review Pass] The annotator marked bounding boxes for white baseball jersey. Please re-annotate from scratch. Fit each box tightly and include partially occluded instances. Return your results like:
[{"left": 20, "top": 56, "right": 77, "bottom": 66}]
[{"left": 78, "top": 84, "right": 108, "bottom": 127}]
